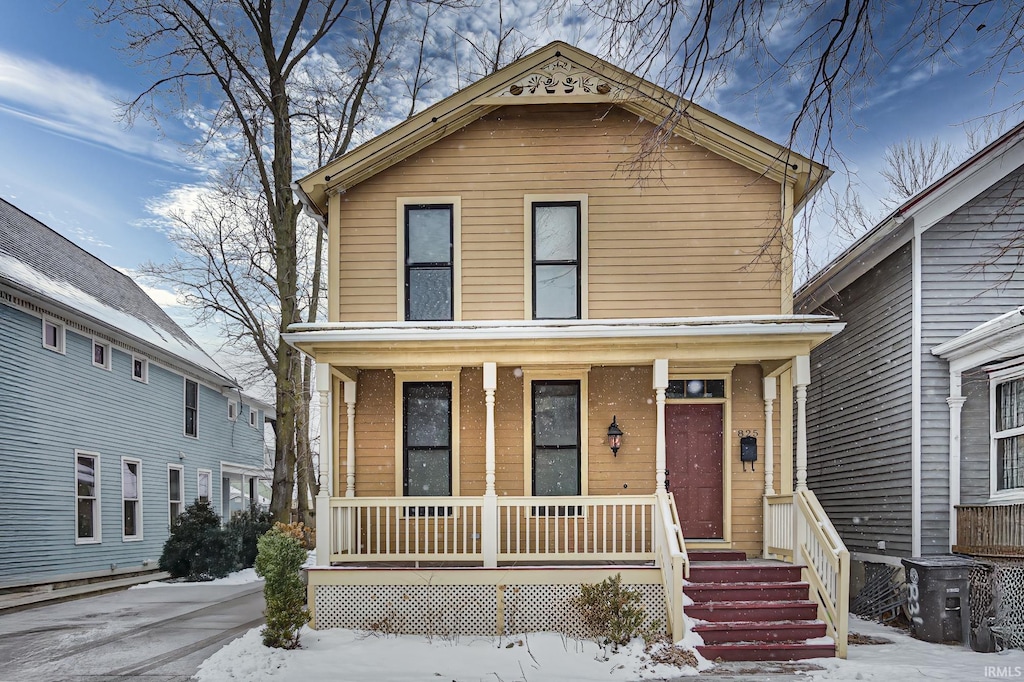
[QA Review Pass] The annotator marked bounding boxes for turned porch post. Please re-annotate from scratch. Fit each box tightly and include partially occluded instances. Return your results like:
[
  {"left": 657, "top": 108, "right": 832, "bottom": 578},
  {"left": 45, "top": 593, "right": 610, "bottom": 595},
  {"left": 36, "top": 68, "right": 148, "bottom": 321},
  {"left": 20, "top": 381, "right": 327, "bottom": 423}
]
[
  {"left": 794, "top": 355, "right": 810, "bottom": 492},
  {"left": 654, "top": 359, "right": 669, "bottom": 491},
  {"left": 344, "top": 381, "right": 357, "bottom": 497},
  {"left": 482, "top": 362, "right": 498, "bottom": 567},
  {"left": 763, "top": 376, "right": 777, "bottom": 496},
  {"left": 315, "top": 363, "right": 333, "bottom": 567}
]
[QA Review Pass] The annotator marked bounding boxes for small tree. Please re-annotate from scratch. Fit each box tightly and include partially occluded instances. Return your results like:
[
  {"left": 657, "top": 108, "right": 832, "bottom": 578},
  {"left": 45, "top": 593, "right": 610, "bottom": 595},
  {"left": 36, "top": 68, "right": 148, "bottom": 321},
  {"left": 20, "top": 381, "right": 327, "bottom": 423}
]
[
  {"left": 226, "top": 504, "right": 276, "bottom": 568},
  {"left": 255, "top": 527, "right": 309, "bottom": 649},
  {"left": 159, "top": 500, "right": 234, "bottom": 581},
  {"left": 574, "top": 573, "right": 652, "bottom": 649}
]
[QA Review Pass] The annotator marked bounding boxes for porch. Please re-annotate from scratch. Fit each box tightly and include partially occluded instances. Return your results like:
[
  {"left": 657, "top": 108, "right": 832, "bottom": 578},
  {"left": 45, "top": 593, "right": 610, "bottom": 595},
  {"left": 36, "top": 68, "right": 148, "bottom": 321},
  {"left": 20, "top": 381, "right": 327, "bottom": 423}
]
[{"left": 953, "top": 503, "right": 1024, "bottom": 558}]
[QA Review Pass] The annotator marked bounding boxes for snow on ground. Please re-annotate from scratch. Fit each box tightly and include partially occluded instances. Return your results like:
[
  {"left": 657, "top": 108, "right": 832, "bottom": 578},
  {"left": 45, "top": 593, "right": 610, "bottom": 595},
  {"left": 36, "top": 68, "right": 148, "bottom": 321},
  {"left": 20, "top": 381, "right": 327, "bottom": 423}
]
[
  {"left": 130, "top": 567, "right": 263, "bottom": 589},
  {"left": 192, "top": 615, "right": 1024, "bottom": 682}
]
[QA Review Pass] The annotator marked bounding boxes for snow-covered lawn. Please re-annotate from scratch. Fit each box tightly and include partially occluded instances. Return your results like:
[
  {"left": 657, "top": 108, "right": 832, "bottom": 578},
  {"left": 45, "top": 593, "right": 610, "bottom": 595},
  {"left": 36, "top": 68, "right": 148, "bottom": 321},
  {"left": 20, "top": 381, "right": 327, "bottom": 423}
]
[{"left": 130, "top": 567, "right": 263, "bottom": 589}]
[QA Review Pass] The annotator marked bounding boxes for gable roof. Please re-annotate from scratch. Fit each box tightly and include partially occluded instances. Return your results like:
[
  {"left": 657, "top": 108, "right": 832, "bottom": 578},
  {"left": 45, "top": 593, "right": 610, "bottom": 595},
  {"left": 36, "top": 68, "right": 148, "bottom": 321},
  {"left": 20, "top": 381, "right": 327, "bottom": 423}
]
[
  {"left": 0, "top": 198, "right": 236, "bottom": 386},
  {"left": 796, "top": 119, "right": 1024, "bottom": 312},
  {"left": 294, "top": 41, "right": 828, "bottom": 219}
]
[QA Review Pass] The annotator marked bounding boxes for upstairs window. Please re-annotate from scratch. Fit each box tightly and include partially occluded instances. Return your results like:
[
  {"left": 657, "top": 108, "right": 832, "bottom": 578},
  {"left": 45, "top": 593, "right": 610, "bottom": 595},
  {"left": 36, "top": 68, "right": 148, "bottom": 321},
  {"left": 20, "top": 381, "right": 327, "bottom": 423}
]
[
  {"left": 405, "top": 204, "right": 453, "bottom": 321},
  {"left": 228, "top": 400, "right": 238, "bottom": 421},
  {"left": 43, "top": 319, "right": 65, "bottom": 353},
  {"left": 132, "top": 355, "right": 148, "bottom": 383},
  {"left": 532, "top": 202, "right": 580, "bottom": 319},
  {"left": 92, "top": 340, "right": 111, "bottom": 370},
  {"left": 249, "top": 406, "right": 258, "bottom": 428},
  {"left": 184, "top": 379, "right": 198, "bottom": 437},
  {"left": 995, "top": 377, "right": 1024, "bottom": 493},
  {"left": 403, "top": 382, "right": 452, "bottom": 497}
]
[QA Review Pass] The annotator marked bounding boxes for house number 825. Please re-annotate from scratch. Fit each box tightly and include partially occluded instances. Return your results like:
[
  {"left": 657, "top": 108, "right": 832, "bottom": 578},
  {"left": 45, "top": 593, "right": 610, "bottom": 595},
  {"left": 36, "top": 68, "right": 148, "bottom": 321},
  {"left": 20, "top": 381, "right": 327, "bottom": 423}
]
[{"left": 736, "top": 429, "right": 758, "bottom": 438}]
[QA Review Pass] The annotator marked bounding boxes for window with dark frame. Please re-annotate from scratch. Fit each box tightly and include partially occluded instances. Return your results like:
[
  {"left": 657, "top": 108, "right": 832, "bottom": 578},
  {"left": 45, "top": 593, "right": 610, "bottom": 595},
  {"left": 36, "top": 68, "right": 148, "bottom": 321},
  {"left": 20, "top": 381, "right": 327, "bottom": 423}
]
[
  {"left": 405, "top": 204, "right": 453, "bottom": 321},
  {"left": 184, "top": 379, "right": 198, "bottom": 437},
  {"left": 403, "top": 382, "right": 452, "bottom": 515},
  {"left": 532, "top": 380, "right": 581, "bottom": 515},
  {"left": 532, "top": 202, "right": 580, "bottom": 320},
  {"left": 996, "top": 377, "right": 1024, "bottom": 492}
]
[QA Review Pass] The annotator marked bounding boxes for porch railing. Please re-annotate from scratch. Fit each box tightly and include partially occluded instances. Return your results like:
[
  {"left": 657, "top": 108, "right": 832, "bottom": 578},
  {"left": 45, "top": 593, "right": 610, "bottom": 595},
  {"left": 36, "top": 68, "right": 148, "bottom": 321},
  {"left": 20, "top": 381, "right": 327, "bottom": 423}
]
[
  {"left": 655, "top": 490, "right": 689, "bottom": 642},
  {"left": 954, "top": 503, "right": 1024, "bottom": 557},
  {"left": 763, "top": 494, "right": 795, "bottom": 561}
]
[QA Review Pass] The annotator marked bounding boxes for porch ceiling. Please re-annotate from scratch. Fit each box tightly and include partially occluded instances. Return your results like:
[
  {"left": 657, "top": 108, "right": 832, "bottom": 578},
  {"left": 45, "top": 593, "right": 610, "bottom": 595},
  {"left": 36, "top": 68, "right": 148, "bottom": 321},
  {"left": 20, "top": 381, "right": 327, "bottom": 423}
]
[{"left": 282, "top": 315, "right": 843, "bottom": 368}]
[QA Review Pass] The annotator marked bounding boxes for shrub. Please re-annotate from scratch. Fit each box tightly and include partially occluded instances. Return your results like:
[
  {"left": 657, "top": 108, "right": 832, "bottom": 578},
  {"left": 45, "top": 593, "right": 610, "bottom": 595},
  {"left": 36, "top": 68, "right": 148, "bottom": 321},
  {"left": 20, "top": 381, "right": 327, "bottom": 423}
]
[
  {"left": 255, "top": 527, "right": 310, "bottom": 649},
  {"left": 273, "top": 521, "right": 316, "bottom": 550},
  {"left": 573, "top": 573, "right": 655, "bottom": 649},
  {"left": 159, "top": 500, "right": 234, "bottom": 581},
  {"left": 226, "top": 504, "right": 275, "bottom": 568}
]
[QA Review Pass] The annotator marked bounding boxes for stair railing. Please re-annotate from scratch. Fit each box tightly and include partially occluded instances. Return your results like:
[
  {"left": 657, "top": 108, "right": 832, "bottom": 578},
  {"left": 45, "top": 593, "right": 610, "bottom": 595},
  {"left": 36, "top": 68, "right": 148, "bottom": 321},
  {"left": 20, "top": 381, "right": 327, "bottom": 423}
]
[
  {"left": 793, "top": 488, "right": 850, "bottom": 658},
  {"left": 654, "top": 490, "right": 690, "bottom": 642}
]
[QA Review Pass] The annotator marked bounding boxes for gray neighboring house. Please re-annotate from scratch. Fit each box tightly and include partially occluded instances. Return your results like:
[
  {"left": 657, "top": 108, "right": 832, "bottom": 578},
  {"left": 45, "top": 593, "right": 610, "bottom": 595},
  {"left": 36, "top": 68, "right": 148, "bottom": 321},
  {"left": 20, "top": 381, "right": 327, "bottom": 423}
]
[
  {"left": 795, "top": 121, "right": 1024, "bottom": 582},
  {"left": 0, "top": 199, "right": 271, "bottom": 590}
]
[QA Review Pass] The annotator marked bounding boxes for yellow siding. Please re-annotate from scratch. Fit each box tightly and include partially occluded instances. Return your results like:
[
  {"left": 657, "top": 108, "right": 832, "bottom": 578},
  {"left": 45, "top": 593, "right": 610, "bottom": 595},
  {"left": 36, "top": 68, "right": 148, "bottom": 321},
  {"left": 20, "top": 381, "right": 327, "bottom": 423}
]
[
  {"left": 334, "top": 104, "right": 783, "bottom": 322},
  {"left": 588, "top": 366, "right": 657, "bottom": 495},
  {"left": 729, "top": 365, "right": 767, "bottom": 556}
]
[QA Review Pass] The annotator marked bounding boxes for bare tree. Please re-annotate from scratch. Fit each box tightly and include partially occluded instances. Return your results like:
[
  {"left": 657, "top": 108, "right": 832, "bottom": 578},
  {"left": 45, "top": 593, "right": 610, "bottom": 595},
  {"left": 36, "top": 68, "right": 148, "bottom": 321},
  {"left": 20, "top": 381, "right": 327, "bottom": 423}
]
[
  {"left": 879, "top": 136, "right": 961, "bottom": 210},
  {"left": 93, "top": 0, "right": 420, "bottom": 523}
]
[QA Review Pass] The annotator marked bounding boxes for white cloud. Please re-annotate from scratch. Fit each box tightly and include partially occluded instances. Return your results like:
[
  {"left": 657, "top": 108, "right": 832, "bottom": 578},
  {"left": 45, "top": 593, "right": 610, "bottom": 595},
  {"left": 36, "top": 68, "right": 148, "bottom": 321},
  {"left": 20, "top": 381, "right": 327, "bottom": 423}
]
[{"left": 0, "top": 49, "right": 185, "bottom": 166}]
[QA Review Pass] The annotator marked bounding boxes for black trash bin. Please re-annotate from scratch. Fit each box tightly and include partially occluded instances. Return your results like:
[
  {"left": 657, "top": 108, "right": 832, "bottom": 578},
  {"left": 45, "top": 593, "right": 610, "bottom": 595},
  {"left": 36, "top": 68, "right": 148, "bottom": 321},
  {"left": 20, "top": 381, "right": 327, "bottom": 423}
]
[{"left": 902, "top": 555, "right": 974, "bottom": 645}]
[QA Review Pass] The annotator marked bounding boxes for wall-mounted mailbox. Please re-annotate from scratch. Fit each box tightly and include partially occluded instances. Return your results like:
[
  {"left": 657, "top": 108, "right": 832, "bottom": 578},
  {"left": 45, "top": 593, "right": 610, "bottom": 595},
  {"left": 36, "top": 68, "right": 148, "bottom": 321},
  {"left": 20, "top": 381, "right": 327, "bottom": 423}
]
[{"left": 740, "top": 435, "right": 758, "bottom": 471}]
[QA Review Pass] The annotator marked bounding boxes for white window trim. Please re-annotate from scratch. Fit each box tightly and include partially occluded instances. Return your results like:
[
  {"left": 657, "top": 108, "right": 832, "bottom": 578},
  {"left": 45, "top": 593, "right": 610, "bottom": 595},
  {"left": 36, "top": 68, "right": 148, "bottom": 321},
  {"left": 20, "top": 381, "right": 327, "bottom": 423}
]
[
  {"left": 42, "top": 318, "right": 65, "bottom": 354},
  {"left": 248, "top": 405, "right": 258, "bottom": 428},
  {"left": 990, "top": 368, "right": 1024, "bottom": 501},
  {"left": 228, "top": 400, "right": 238, "bottom": 422},
  {"left": 396, "top": 196, "right": 462, "bottom": 322},
  {"left": 394, "top": 369, "right": 461, "bottom": 499},
  {"left": 197, "top": 468, "right": 212, "bottom": 506},
  {"left": 523, "top": 194, "right": 589, "bottom": 321},
  {"left": 521, "top": 368, "right": 590, "bottom": 497},
  {"left": 184, "top": 378, "right": 199, "bottom": 438},
  {"left": 92, "top": 339, "right": 111, "bottom": 370},
  {"left": 75, "top": 450, "right": 101, "bottom": 545},
  {"left": 121, "top": 457, "right": 143, "bottom": 542},
  {"left": 132, "top": 355, "right": 149, "bottom": 383},
  {"left": 168, "top": 463, "right": 184, "bottom": 527}
]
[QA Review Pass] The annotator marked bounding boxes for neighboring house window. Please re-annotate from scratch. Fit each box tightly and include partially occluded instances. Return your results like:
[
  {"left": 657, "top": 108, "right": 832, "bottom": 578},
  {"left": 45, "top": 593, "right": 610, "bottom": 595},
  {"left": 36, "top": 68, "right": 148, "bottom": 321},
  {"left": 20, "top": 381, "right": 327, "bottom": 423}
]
[
  {"left": 197, "top": 469, "right": 212, "bottom": 505},
  {"left": 122, "top": 458, "right": 142, "bottom": 540},
  {"left": 532, "top": 201, "right": 581, "bottom": 319},
  {"left": 228, "top": 400, "right": 238, "bottom": 421},
  {"left": 532, "top": 380, "right": 581, "bottom": 496},
  {"left": 132, "top": 355, "right": 148, "bottom": 383},
  {"left": 404, "top": 204, "right": 454, "bottom": 321},
  {"left": 76, "top": 451, "right": 100, "bottom": 543},
  {"left": 995, "top": 377, "right": 1024, "bottom": 492},
  {"left": 184, "top": 379, "right": 198, "bottom": 437},
  {"left": 92, "top": 340, "right": 111, "bottom": 370},
  {"left": 403, "top": 382, "right": 452, "bottom": 497},
  {"left": 168, "top": 465, "right": 184, "bottom": 524},
  {"left": 42, "top": 319, "right": 65, "bottom": 353},
  {"left": 248, "top": 406, "right": 257, "bottom": 428}
]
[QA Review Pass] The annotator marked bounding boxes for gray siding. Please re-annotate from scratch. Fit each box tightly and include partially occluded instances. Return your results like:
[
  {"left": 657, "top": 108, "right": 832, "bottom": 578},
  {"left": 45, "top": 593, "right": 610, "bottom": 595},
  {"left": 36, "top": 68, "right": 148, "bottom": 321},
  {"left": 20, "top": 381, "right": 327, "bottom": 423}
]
[
  {"left": 0, "top": 301, "right": 266, "bottom": 587},
  {"left": 960, "top": 368, "right": 991, "bottom": 504},
  {"left": 806, "top": 243, "right": 914, "bottom": 559},
  {"left": 919, "top": 164, "right": 1024, "bottom": 552}
]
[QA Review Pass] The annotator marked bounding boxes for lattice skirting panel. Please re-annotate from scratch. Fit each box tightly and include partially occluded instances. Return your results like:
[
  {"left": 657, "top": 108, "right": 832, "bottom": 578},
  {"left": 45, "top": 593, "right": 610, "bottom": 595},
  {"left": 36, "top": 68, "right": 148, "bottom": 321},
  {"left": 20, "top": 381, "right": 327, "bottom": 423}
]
[
  {"left": 970, "top": 559, "right": 1024, "bottom": 641},
  {"left": 314, "top": 581, "right": 665, "bottom": 637}
]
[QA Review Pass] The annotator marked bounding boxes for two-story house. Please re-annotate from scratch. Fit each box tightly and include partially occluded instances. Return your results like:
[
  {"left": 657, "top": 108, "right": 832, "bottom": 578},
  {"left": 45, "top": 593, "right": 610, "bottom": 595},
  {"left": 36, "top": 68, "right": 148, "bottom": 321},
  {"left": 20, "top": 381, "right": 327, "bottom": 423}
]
[
  {"left": 0, "top": 198, "right": 271, "bottom": 594},
  {"left": 285, "top": 42, "right": 849, "bottom": 660}
]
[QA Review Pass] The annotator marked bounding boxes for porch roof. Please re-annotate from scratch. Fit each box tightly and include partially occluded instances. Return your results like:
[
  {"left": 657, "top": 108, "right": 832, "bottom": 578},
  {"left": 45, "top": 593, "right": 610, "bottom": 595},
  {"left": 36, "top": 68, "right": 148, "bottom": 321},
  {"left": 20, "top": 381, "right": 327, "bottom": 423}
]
[{"left": 283, "top": 315, "right": 843, "bottom": 369}]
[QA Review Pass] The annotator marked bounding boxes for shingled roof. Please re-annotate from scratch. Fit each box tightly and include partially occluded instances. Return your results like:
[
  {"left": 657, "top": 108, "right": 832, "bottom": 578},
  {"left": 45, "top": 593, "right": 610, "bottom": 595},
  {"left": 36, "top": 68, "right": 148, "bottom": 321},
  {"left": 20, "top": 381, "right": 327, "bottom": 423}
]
[{"left": 0, "top": 198, "right": 235, "bottom": 385}]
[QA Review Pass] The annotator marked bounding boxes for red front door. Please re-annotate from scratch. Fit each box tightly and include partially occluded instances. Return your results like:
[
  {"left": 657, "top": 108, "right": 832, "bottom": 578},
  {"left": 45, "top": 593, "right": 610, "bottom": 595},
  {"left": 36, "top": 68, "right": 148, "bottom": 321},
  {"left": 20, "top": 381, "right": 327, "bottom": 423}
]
[{"left": 666, "top": 403, "right": 724, "bottom": 539}]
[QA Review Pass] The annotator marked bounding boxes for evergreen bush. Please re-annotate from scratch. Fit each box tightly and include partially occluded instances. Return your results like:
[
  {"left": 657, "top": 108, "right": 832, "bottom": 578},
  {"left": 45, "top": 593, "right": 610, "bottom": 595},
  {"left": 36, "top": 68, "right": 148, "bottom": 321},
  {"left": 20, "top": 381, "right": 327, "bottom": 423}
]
[
  {"left": 573, "top": 573, "right": 655, "bottom": 649},
  {"left": 226, "top": 504, "right": 275, "bottom": 568},
  {"left": 159, "top": 500, "right": 234, "bottom": 581},
  {"left": 255, "top": 527, "right": 310, "bottom": 649}
]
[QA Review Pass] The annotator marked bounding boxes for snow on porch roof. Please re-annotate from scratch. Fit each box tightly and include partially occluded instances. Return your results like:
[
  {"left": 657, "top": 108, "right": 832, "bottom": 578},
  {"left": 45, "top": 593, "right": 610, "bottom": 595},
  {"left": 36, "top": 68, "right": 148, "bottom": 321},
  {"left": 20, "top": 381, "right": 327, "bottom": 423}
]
[
  {"left": 284, "top": 314, "right": 844, "bottom": 344},
  {"left": 0, "top": 199, "right": 236, "bottom": 386}
]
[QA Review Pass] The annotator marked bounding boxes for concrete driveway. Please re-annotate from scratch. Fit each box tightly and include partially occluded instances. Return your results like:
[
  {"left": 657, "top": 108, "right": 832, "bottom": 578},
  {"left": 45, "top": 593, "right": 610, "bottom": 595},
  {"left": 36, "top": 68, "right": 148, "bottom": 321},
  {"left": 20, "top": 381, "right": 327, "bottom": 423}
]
[{"left": 0, "top": 581, "right": 264, "bottom": 682}]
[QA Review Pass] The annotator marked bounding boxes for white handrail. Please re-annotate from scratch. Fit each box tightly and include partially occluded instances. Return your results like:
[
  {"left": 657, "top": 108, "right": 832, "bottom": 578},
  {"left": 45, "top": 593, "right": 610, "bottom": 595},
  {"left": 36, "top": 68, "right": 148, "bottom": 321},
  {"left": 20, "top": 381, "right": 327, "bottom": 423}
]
[
  {"left": 654, "top": 490, "right": 689, "bottom": 642},
  {"left": 794, "top": 489, "right": 850, "bottom": 658}
]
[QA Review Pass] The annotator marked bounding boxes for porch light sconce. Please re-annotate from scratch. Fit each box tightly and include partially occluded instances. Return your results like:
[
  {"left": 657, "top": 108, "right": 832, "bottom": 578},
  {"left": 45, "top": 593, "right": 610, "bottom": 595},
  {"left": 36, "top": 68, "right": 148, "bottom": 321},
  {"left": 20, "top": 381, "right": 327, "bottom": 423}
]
[{"left": 607, "top": 416, "right": 623, "bottom": 456}]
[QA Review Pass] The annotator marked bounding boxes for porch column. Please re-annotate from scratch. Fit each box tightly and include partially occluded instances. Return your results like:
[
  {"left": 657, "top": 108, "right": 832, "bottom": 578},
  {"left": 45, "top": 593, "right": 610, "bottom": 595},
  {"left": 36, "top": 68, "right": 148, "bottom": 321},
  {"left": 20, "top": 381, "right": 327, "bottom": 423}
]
[
  {"left": 344, "top": 381, "right": 357, "bottom": 497},
  {"left": 654, "top": 359, "right": 669, "bottom": 491},
  {"left": 315, "top": 363, "right": 333, "bottom": 567},
  {"left": 946, "top": 369, "right": 965, "bottom": 548},
  {"left": 482, "top": 362, "right": 498, "bottom": 567},
  {"left": 763, "top": 377, "right": 777, "bottom": 496},
  {"left": 794, "top": 355, "right": 810, "bottom": 492}
]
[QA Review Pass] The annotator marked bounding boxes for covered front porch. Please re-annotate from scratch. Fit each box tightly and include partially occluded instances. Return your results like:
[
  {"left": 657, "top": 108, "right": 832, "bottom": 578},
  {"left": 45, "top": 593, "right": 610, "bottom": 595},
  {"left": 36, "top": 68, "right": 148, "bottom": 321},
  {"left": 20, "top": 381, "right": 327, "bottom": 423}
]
[{"left": 284, "top": 317, "right": 849, "bottom": 652}]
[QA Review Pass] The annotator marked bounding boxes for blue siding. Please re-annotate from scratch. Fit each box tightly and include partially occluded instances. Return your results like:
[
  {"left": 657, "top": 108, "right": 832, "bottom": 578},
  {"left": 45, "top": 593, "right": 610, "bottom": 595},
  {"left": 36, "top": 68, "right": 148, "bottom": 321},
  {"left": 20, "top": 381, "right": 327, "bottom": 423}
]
[{"left": 0, "top": 301, "right": 266, "bottom": 587}]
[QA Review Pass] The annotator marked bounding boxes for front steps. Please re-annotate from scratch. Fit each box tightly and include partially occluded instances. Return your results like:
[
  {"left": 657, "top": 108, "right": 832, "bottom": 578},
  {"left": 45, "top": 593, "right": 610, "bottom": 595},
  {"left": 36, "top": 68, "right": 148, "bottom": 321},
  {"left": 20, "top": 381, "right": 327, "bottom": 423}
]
[{"left": 686, "top": 550, "right": 835, "bottom": 661}]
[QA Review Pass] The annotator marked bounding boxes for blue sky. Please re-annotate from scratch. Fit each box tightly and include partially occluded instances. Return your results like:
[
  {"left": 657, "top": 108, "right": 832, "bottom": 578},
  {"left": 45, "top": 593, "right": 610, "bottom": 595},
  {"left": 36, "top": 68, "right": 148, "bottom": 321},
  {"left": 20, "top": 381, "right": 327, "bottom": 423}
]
[{"left": 2, "top": 2, "right": 1023, "bottom": 322}]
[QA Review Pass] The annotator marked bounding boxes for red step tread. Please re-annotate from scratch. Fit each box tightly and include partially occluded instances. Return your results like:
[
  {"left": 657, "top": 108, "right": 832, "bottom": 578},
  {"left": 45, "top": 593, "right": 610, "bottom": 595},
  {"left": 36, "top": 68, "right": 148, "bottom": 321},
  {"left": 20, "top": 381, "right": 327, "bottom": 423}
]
[
  {"left": 688, "top": 564, "right": 804, "bottom": 583},
  {"left": 692, "top": 619, "right": 826, "bottom": 644},
  {"left": 686, "top": 599, "right": 819, "bottom": 622},
  {"left": 696, "top": 641, "right": 835, "bottom": 662},
  {"left": 685, "top": 581, "right": 811, "bottom": 601}
]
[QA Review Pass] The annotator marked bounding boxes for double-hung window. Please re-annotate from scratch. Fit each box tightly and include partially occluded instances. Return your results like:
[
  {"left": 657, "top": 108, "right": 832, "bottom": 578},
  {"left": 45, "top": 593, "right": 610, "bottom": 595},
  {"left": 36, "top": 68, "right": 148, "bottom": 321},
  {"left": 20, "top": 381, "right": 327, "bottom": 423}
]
[
  {"left": 532, "top": 380, "right": 581, "bottom": 498},
  {"left": 122, "top": 458, "right": 142, "bottom": 540},
  {"left": 405, "top": 204, "right": 454, "bottom": 321},
  {"left": 995, "top": 377, "right": 1024, "bottom": 493},
  {"left": 197, "top": 469, "right": 212, "bottom": 505},
  {"left": 184, "top": 379, "right": 198, "bottom": 437},
  {"left": 76, "top": 451, "right": 100, "bottom": 543},
  {"left": 403, "top": 382, "right": 452, "bottom": 503},
  {"left": 168, "top": 465, "right": 184, "bottom": 524},
  {"left": 532, "top": 202, "right": 581, "bottom": 319}
]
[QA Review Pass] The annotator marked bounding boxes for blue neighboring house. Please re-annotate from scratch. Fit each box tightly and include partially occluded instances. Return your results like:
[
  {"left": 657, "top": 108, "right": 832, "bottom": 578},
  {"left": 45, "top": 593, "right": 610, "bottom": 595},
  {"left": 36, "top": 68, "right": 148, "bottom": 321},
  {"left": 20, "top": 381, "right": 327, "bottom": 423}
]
[{"left": 0, "top": 198, "right": 272, "bottom": 590}]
